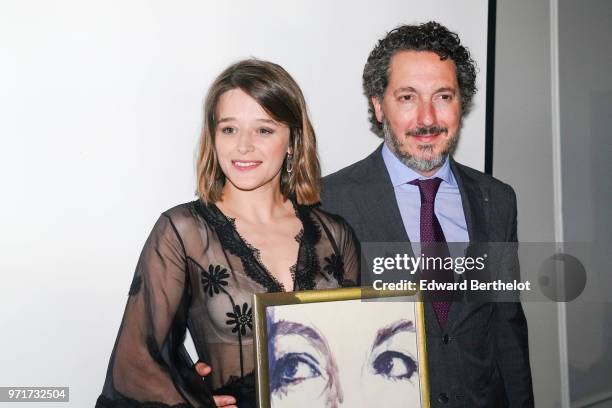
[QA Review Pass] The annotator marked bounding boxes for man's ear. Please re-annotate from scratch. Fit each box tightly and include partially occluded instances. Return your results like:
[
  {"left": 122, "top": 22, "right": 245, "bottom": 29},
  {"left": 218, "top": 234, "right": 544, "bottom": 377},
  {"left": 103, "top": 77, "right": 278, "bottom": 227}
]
[{"left": 371, "top": 96, "right": 384, "bottom": 123}]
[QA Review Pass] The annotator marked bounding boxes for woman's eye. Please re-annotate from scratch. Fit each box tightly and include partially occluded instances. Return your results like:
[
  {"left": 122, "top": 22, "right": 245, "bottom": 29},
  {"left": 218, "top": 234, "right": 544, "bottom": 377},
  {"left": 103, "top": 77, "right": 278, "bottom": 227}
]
[
  {"left": 220, "top": 127, "right": 236, "bottom": 134},
  {"left": 271, "top": 353, "right": 321, "bottom": 391},
  {"left": 259, "top": 127, "right": 274, "bottom": 135},
  {"left": 372, "top": 350, "right": 417, "bottom": 380}
]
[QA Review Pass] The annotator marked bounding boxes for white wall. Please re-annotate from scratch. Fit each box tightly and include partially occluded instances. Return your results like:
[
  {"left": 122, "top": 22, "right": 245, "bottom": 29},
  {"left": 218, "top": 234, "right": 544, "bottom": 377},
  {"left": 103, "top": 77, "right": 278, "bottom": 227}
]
[{"left": 0, "top": 1, "right": 490, "bottom": 405}]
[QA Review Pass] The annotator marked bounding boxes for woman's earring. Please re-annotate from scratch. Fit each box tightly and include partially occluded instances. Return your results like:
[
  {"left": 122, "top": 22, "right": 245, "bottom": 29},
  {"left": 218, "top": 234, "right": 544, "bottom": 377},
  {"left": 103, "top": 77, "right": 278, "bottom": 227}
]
[{"left": 286, "top": 153, "right": 293, "bottom": 173}]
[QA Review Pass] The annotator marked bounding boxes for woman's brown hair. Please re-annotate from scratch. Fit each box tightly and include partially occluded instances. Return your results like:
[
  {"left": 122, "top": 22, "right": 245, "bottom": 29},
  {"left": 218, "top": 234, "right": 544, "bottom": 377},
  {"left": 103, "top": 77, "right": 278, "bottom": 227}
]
[{"left": 196, "top": 59, "right": 320, "bottom": 204}]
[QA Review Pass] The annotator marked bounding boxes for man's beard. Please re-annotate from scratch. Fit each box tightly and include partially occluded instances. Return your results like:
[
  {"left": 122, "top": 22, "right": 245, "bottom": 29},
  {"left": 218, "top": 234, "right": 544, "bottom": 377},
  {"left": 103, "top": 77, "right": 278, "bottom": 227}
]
[{"left": 383, "top": 118, "right": 459, "bottom": 173}]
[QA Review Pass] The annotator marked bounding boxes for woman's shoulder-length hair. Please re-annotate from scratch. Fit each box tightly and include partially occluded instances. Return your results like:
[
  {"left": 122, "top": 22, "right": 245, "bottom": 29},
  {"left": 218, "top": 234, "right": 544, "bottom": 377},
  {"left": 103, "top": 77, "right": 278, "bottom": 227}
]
[{"left": 196, "top": 59, "right": 321, "bottom": 205}]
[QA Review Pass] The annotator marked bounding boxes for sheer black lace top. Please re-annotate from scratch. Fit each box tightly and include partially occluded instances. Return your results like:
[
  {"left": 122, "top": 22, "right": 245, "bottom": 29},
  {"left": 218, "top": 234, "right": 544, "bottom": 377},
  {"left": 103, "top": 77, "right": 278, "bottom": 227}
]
[{"left": 95, "top": 200, "right": 360, "bottom": 407}]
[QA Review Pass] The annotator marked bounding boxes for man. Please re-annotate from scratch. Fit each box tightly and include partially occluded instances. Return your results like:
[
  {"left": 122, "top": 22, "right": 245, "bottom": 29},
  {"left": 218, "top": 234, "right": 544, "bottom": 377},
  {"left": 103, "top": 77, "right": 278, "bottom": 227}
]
[
  {"left": 199, "top": 21, "right": 534, "bottom": 407},
  {"left": 320, "top": 22, "right": 534, "bottom": 407}
]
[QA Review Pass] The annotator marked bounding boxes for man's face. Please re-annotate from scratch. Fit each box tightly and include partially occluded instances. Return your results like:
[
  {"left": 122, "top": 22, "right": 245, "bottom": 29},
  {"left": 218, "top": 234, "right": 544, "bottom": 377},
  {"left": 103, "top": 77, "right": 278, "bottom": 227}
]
[{"left": 372, "top": 50, "right": 461, "bottom": 176}]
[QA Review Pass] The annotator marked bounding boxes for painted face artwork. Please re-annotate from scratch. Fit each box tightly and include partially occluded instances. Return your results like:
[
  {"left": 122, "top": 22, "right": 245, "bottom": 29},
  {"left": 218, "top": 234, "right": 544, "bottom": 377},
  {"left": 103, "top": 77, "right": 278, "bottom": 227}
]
[
  {"left": 372, "top": 50, "right": 462, "bottom": 175},
  {"left": 267, "top": 300, "right": 421, "bottom": 407},
  {"left": 214, "top": 88, "right": 291, "bottom": 194}
]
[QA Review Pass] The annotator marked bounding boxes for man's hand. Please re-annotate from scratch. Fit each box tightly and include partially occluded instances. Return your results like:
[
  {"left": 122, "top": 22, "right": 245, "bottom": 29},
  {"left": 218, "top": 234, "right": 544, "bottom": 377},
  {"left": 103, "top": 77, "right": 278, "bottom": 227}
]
[{"left": 195, "top": 362, "right": 237, "bottom": 408}]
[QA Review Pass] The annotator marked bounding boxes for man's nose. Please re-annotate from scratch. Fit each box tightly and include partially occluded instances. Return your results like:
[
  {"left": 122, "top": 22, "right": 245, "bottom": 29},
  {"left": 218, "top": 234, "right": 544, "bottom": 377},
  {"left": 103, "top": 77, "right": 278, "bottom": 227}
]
[
  {"left": 416, "top": 100, "right": 436, "bottom": 127},
  {"left": 236, "top": 131, "right": 254, "bottom": 154}
]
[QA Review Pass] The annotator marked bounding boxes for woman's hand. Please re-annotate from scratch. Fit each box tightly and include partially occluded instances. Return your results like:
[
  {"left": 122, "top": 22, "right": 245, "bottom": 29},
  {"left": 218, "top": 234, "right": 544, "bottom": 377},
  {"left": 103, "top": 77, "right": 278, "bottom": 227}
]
[{"left": 195, "top": 362, "right": 237, "bottom": 408}]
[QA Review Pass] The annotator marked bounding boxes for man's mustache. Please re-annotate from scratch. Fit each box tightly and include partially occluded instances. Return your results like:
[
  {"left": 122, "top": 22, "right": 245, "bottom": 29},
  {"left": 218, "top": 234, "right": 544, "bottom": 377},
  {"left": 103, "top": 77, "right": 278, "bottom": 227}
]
[{"left": 405, "top": 126, "right": 448, "bottom": 136}]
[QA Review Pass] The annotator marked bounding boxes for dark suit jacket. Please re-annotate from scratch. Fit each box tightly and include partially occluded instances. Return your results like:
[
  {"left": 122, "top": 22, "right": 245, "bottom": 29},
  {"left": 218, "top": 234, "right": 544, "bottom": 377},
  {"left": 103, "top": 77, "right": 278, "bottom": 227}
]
[{"left": 321, "top": 144, "right": 534, "bottom": 408}]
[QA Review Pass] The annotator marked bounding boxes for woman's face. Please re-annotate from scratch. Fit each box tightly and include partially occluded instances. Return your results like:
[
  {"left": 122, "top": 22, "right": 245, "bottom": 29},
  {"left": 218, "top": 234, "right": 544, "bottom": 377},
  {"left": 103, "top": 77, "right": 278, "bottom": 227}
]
[
  {"left": 214, "top": 88, "right": 291, "bottom": 195},
  {"left": 268, "top": 300, "right": 420, "bottom": 407}
]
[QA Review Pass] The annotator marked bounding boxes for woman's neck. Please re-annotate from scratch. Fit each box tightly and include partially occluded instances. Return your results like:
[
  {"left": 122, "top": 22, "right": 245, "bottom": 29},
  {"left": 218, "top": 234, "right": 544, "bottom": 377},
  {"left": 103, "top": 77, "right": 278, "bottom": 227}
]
[{"left": 216, "top": 183, "right": 292, "bottom": 223}]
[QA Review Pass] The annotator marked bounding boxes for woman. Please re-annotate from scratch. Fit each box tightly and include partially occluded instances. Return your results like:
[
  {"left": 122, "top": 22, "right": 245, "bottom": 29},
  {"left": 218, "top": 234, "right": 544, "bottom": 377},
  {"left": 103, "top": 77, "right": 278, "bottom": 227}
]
[{"left": 95, "top": 59, "right": 359, "bottom": 408}]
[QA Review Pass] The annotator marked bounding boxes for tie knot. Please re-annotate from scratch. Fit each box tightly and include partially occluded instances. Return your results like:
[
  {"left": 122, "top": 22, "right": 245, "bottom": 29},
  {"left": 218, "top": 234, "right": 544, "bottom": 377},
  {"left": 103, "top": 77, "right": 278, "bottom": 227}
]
[{"left": 409, "top": 177, "right": 443, "bottom": 203}]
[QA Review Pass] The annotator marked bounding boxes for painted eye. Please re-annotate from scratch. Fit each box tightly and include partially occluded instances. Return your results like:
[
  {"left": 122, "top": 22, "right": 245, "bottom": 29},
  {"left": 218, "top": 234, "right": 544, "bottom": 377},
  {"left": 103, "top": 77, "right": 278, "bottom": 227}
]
[
  {"left": 271, "top": 353, "right": 321, "bottom": 391},
  {"left": 221, "top": 127, "right": 236, "bottom": 134},
  {"left": 372, "top": 350, "right": 417, "bottom": 380}
]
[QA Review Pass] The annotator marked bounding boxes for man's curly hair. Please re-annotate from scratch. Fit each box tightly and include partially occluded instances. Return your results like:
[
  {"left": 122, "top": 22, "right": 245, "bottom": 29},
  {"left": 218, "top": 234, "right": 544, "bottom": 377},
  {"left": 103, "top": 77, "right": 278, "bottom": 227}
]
[{"left": 363, "top": 21, "right": 477, "bottom": 137}]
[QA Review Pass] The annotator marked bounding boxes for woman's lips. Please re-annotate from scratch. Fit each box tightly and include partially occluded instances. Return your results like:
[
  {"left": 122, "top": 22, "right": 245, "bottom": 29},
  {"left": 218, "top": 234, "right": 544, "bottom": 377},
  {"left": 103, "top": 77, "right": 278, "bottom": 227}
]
[{"left": 232, "top": 160, "right": 262, "bottom": 171}]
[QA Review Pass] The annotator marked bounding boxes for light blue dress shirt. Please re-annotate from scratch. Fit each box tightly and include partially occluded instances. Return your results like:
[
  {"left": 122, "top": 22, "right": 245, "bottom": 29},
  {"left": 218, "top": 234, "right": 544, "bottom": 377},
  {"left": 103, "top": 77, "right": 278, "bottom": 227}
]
[{"left": 381, "top": 143, "right": 469, "bottom": 244}]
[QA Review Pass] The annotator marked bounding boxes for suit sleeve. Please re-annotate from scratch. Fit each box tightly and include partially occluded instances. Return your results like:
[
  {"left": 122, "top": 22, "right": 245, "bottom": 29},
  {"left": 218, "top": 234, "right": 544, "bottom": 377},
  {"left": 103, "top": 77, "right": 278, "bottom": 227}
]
[{"left": 494, "top": 187, "right": 535, "bottom": 407}]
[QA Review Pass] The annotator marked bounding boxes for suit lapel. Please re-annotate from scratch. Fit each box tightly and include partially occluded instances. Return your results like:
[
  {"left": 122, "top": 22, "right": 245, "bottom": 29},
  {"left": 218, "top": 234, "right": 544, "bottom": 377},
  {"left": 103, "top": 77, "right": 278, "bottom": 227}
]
[
  {"left": 443, "top": 158, "right": 491, "bottom": 333},
  {"left": 351, "top": 145, "right": 410, "bottom": 243},
  {"left": 451, "top": 158, "right": 490, "bottom": 243}
]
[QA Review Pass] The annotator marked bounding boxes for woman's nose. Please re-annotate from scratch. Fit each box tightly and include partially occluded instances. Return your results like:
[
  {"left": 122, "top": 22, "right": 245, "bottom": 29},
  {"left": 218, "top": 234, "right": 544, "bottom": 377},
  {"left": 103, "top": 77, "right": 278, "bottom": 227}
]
[{"left": 236, "top": 131, "right": 254, "bottom": 154}]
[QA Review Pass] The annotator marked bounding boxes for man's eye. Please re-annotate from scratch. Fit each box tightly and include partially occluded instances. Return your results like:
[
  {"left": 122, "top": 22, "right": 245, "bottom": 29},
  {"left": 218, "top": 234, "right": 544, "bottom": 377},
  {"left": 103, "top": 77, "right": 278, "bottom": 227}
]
[
  {"left": 399, "top": 94, "right": 414, "bottom": 101},
  {"left": 271, "top": 353, "right": 321, "bottom": 391},
  {"left": 372, "top": 350, "right": 417, "bottom": 380},
  {"left": 221, "top": 127, "right": 236, "bottom": 134}
]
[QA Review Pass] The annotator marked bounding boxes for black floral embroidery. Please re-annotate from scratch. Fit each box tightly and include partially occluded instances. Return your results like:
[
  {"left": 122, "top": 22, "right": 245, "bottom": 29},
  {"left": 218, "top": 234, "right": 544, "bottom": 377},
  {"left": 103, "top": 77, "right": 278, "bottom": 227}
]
[
  {"left": 193, "top": 200, "right": 322, "bottom": 292},
  {"left": 290, "top": 205, "right": 321, "bottom": 290},
  {"left": 323, "top": 253, "right": 344, "bottom": 283},
  {"left": 195, "top": 201, "right": 283, "bottom": 292},
  {"left": 201, "top": 264, "right": 230, "bottom": 297},
  {"left": 226, "top": 303, "right": 253, "bottom": 336},
  {"left": 128, "top": 275, "right": 142, "bottom": 296}
]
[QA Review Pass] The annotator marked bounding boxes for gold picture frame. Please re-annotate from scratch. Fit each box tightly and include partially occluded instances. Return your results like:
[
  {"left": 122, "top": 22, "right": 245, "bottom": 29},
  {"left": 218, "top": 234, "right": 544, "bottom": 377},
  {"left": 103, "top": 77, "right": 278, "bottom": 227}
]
[{"left": 253, "top": 287, "right": 430, "bottom": 407}]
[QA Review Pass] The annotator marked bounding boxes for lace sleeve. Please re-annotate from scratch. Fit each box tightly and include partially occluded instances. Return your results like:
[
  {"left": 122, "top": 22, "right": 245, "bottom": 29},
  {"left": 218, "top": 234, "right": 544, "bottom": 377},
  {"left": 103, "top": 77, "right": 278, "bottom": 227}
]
[
  {"left": 336, "top": 217, "right": 361, "bottom": 287},
  {"left": 314, "top": 208, "right": 361, "bottom": 288},
  {"left": 96, "top": 214, "right": 215, "bottom": 408}
]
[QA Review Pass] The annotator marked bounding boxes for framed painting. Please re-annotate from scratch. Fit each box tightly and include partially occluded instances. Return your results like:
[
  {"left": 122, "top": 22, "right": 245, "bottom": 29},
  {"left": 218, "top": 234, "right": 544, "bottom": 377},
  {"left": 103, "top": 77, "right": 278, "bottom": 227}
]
[{"left": 253, "top": 287, "right": 429, "bottom": 407}]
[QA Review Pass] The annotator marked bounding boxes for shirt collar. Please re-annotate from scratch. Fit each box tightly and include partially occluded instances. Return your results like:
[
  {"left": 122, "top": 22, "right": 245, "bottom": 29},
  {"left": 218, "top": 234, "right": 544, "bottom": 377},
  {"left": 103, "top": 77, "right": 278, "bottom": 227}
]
[{"left": 381, "top": 142, "right": 456, "bottom": 187}]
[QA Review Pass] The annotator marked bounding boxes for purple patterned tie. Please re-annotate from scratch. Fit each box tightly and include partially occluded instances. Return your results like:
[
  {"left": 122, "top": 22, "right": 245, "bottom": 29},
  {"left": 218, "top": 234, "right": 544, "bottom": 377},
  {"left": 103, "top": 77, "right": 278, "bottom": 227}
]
[{"left": 409, "top": 177, "right": 453, "bottom": 328}]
